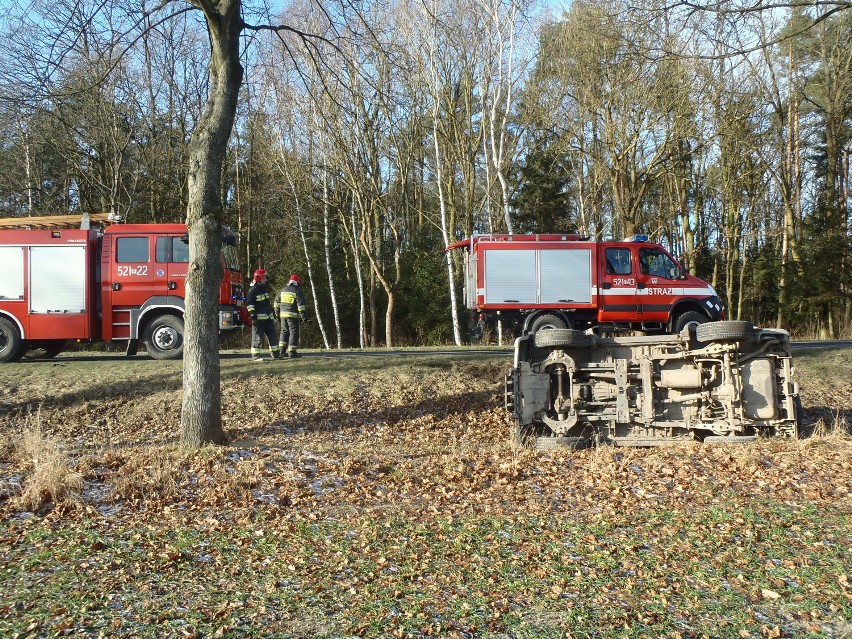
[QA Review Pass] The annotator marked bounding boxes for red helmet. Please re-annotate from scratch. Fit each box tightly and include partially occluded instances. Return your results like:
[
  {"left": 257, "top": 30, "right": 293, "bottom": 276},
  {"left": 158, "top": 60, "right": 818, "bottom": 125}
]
[
  {"left": 253, "top": 268, "right": 267, "bottom": 282},
  {"left": 289, "top": 274, "right": 302, "bottom": 285}
]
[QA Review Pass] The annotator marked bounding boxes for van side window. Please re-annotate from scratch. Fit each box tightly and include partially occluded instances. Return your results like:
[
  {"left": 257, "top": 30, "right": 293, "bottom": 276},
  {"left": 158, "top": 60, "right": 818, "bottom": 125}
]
[
  {"left": 605, "top": 248, "right": 632, "bottom": 275},
  {"left": 116, "top": 237, "right": 149, "bottom": 263}
]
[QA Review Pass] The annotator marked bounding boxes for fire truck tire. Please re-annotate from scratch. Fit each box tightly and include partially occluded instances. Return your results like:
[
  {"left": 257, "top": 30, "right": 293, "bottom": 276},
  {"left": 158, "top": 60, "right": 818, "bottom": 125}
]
[
  {"left": 534, "top": 436, "right": 589, "bottom": 451},
  {"left": 143, "top": 315, "right": 184, "bottom": 360},
  {"left": 0, "top": 317, "right": 25, "bottom": 363},
  {"left": 529, "top": 313, "right": 568, "bottom": 333},
  {"left": 534, "top": 329, "right": 592, "bottom": 349},
  {"left": 695, "top": 320, "right": 756, "bottom": 343},
  {"left": 24, "top": 340, "right": 67, "bottom": 359},
  {"left": 674, "top": 311, "right": 708, "bottom": 333}
]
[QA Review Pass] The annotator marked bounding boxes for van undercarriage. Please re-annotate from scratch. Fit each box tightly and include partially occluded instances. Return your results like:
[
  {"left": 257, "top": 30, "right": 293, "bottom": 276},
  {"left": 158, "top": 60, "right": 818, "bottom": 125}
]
[{"left": 505, "top": 321, "right": 800, "bottom": 449}]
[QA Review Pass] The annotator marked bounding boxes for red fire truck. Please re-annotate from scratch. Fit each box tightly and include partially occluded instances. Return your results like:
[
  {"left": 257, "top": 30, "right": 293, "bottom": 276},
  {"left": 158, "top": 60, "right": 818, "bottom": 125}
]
[
  {"left": 0, "top": 214, "right": 244, "bottom": 362},
  {"left": 447, "top": 233, "right": 725, "bottom": 335}
]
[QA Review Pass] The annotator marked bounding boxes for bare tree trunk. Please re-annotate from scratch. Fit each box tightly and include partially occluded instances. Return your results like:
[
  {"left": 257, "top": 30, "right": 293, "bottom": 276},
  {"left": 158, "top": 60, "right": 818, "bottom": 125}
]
[
  {"left": 777, "top": 49, "right": 795, "bottom": 328},
  {"left": 322, "top": 169, "right": 342, "bottom": 348},
  {"left": 424, "top": 15, "right": 462, "bottom": 346},
  {"left": 18, "top": 121, "right": 35, "bottom": 214},
  {"left": 359, "top": 221, "right": 400, "bottom": 348},
  {"left": 180, "top": 0, "right": 242, "bottom": 449},
  {"left": 349, "top": 205, "right": 367, "bottom": 348},
  {"left": 295, "top": 203, "right": 331, "bottom": 349}
]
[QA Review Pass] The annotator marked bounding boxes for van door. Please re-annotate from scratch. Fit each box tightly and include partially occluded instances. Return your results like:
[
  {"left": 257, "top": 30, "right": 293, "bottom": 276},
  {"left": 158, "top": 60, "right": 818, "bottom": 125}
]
[{"left": 598, "top": 246, "right": 640, "bottom": 322}]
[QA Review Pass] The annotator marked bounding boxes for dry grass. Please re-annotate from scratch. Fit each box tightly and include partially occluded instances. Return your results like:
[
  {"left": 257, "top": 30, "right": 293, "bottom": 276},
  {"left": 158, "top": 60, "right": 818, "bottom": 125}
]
[{"left": 8, "top": 414, "right": 83, "bottom": 511}]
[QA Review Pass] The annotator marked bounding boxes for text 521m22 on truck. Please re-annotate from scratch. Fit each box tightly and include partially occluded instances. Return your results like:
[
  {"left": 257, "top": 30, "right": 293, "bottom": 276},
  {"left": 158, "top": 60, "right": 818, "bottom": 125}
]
[
  {"left": 0, "top": 214, "right": 245, "bottom": 363},
  {"left": 447, "top": 233, "right": 725, "bottom": 336}
]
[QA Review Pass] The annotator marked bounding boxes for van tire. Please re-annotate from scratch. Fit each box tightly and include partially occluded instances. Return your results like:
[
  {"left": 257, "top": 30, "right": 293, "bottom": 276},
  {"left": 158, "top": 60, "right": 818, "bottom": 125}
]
[
  {"left": 534, "top": 329, "right": 592, "bottom": 349},
  {"left": 143, "top": 315, "right": 184, "bottom": 360},
  {"left": 695, "top": 320, "right": 756, "bottom": 343}
]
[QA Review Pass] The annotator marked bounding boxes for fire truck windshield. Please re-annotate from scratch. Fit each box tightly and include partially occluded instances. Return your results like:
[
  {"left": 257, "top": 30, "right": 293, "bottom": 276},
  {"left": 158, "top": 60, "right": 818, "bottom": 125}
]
[{"left": 222, "top": 243, "right": 240, "bottom": 271}]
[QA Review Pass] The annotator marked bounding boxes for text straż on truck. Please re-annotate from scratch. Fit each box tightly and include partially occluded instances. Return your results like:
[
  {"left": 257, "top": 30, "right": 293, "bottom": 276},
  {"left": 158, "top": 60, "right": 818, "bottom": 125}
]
[{"left": 447, "top": 233, "right": 725, "bottom": 336}]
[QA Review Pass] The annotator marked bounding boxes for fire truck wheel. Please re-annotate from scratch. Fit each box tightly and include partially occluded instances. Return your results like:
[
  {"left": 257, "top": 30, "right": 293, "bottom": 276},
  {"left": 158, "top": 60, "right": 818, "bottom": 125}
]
[
  {"left": 534, "top": 436, "right": 590, "bottom": 451},
  {"left": 24, "top": 340, "right": 67, "bottom": 359},
  {"left": 534, "top": 329, "right": 592, "bottom": 349},
  {"left": 695, "top": 320, "right": 756, "bottom": 344},
  {"left": 529, "top": 313, "right": 567, "bottom": 333},
  {"left": 0, "top": 317, "right": 25, "bottom": 363},
  {"left": 143, "top": 315, "right": 184, "bottom": 360},
  {"left": 674, "top": 311, "right": 708, "bottom": 334}
]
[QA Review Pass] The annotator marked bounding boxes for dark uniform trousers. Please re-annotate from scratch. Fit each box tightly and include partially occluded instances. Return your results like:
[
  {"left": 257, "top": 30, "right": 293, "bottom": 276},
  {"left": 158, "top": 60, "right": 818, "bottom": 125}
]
[
  {"left": 247, "top": 282, "right": 280, "bottom": 358},
  {"left": 276, "top": 283, "right": 306, "bottom": 353}
]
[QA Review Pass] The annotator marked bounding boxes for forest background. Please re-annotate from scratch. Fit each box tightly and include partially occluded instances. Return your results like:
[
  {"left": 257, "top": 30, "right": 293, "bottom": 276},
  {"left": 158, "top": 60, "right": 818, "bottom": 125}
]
[{"left": 0, "top": 0, "right": 850, "bottom": 349}]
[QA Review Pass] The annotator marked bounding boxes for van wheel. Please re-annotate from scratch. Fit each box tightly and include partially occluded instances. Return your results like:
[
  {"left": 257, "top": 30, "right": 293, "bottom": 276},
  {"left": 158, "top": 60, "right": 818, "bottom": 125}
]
[
  {"left": 529, "top": 314, "right": 567, "bottom": 333},
  {"left": 695, "top": 320, "right": 756, "bottom": 343},
  {"left": 534, "top": 329, "right": 592, "bottom": 349},
  {"left": 143, "top": 315, "right": 184, "bottom": 360},
  {"left": 25, "top": 340, "right": 67, "bottom": 359},
  {"left": 0, "top": 317, "right": 25, "bottom": 363}
]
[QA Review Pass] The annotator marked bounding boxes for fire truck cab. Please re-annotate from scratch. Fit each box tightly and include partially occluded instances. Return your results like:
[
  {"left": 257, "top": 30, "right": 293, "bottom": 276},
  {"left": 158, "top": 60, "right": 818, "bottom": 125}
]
[
  {"left": 0, "top": 214, "right": 244, "bottom": 362},
  {"left": 448, "top": 233, "right": 725, "bottom": 335}
]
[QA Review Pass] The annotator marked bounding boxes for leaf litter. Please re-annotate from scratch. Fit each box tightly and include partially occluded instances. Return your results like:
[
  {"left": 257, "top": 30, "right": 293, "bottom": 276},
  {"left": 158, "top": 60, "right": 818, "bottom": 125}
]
[{"left": 0, "top": 349, "right": 850, "bottom": 638}]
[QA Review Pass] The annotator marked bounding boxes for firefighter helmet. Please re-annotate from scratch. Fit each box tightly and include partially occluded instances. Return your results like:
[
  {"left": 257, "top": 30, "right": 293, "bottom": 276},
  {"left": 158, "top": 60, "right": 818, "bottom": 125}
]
[
  {"left": 253, "top": 269, "right": 267, "bottom": 282},
  {"left": 289, "top": 274, "right": 302, "bottom": 285}
]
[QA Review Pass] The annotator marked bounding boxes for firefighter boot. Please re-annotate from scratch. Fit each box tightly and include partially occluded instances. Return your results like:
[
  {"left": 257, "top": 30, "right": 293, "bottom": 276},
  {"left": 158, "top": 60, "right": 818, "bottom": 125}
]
[{"left": 288, "top": 350, "right": 300, "bottom": 359}]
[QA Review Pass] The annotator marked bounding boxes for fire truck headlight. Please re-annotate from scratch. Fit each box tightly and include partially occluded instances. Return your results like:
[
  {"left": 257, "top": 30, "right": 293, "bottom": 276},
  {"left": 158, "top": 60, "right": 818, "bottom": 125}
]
[{"left": 220, "top": 310, "right": 235, "bottom": 328}]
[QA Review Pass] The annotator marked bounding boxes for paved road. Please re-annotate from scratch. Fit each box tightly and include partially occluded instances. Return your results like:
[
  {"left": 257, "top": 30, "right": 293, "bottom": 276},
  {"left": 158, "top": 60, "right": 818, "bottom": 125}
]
[{"left": 790, "top": 340, "right": 852, "bottom": 351}]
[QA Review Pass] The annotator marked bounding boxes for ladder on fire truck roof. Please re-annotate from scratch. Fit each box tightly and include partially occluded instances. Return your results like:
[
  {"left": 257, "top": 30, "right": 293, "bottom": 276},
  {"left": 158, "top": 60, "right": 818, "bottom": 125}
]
[
  {"left": 446, "top": 233, "right": 589, "bottom": 251},
  {"left": 0, "top": 212, "right": 112, "bottom": 230}
]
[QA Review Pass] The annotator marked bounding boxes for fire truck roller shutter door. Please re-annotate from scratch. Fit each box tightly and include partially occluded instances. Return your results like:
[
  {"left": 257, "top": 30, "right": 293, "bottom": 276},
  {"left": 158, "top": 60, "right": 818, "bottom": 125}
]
[{"left": 484, "top": 249, "right": 536, "bottom": 304}]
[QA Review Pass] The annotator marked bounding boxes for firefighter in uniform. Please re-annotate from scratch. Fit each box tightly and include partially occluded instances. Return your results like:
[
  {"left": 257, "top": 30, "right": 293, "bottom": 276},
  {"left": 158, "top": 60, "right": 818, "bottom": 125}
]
[
  {"left": 246, "top": 269, "right": 282, "bottom": 361},
  {"left": 275, "top": 273, "right": 307, "bottom": 358}
]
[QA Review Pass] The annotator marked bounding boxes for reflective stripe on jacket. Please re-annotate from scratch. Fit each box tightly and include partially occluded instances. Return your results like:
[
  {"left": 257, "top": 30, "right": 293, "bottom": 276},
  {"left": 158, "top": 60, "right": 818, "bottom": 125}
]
[
  {"left": 246, "top": 282, "right": 275, "bottom": 320},
  {"left": 275, "top": 283, "right": 306, "bottom": 318}
]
